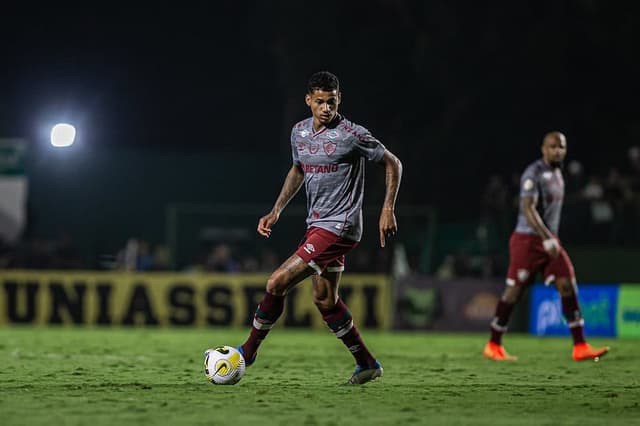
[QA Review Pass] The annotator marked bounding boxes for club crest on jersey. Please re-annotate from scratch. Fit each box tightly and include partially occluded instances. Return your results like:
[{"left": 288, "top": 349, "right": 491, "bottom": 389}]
[
  {"left": 309, "top": 144, "right": 320, "bottom": 154},
  {"left": 303, "top": 243, "right": 315, "bottom": 254},
  {"left": 517, "top": 269, "right": 530, "bottom": 283},
  {"left": 299, "top": 130, "right": 310, "bottom": 137},
  {"left": 323, "top": 141, "right": 337, "bottom": 155},
  {"left": 542, "top": 171, "right": 553, "bottom": 180},
  {"left": 523, "top": 179, "right": 534, "bottom": 191},
  {"left": 327, "top": 130, "right": 340, "bottom": 139}
]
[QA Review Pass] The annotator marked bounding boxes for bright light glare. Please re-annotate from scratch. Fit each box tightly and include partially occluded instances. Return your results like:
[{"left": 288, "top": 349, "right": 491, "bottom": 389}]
[{"left": 50, "top": 123, "right": 76, "bottom": 147}]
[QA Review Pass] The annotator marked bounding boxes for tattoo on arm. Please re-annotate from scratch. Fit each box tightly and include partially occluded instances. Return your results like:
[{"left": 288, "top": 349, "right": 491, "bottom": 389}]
[
  {"left": 382, "top": 151, "right": 403, "bottom": 210},
  {"left": 273, "top": 165, "right": 304, "bottom": 215}
]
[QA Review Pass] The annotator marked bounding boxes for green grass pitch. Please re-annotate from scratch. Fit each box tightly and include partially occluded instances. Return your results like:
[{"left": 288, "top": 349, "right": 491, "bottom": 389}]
[{"left": 1, "top": 327, "right": 638, "bottom": 425}]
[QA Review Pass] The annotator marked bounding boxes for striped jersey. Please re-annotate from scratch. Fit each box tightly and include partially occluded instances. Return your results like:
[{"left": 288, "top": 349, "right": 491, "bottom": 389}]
[
  {"left": 290, "top": 114, "right": 386, "bottom": 242},
  {"left": 515, "top": 159, "right": 565, "bottom": 235}
]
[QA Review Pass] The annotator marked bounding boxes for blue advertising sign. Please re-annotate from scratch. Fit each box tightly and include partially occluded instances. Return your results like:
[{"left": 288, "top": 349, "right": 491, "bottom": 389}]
[{"left": 529, "top": 284, "right": 618, "bottom": 337}]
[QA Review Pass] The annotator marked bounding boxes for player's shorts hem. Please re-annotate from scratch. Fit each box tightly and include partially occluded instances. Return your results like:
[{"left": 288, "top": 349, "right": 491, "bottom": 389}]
[
  {"left": 543, "top": 274, "right": 576, "bottom": 286},
  {"left": 326, "top": 266, "right": 344, "bottom": 272},
  {"left": 307, "top": 260, "right": 323, "bottom": 275}
]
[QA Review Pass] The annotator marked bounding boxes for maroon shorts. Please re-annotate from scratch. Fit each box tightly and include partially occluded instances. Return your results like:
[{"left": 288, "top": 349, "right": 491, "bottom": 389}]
[
  {"left": 295, "top": 226, "right": 358, "bottom": 274},
  {"left": 506, "top": 232, "right": 575, "bottom": 287}
]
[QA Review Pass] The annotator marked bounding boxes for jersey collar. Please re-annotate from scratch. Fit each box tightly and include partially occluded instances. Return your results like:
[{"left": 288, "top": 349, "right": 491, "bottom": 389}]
[{"left": 311, "top": 114, "right": 343, "bottom": 138}]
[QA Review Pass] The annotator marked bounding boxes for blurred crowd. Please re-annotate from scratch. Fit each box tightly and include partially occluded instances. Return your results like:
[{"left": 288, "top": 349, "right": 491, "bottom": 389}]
[
  {"left": 436, "top": 146, "right": 640, "bottom": 279},
  {"left": 0, "top": 237, "right": 393, "bottom": 274},
  {"left": 484, "top": 145, "right": 640, "bottom": 245},
  {"left": 2, "top": 147, "right": 638, "bottom": 275},
  {"left": 0, "top": 232, "right": 84, "bottom": 270},
  {"left": 0, "top": 235, "right": 257, "bottom": 272}
]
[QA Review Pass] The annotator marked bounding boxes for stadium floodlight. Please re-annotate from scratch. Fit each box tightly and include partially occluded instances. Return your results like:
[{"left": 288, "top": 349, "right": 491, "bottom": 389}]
[{"left": 50, "top": 123, "right": 76, "bottom": 147}]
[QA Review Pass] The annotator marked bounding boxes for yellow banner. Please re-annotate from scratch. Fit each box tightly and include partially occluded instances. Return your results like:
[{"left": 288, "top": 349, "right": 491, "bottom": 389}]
[{"left": 0, "top": 271, "right": 391, "bottom": 329}]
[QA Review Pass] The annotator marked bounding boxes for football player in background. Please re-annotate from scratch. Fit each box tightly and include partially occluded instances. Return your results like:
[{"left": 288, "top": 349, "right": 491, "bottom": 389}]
[{"left": 483, "top": 131, "right": 609, "bottom": 361}]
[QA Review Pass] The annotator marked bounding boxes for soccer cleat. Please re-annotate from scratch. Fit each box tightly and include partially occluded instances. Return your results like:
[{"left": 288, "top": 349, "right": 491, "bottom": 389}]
[
  {"left": 572, "top": 343, "right": 609, "bottom": 361},
  {"left": 236, "top": 346, "right": 257, "bottom": 366},
  {"left": 343, "top": 360, "right": 383, "bottom": 385},
  {"left": 483, "top": 342, "right": 518, "bottom": 361}
]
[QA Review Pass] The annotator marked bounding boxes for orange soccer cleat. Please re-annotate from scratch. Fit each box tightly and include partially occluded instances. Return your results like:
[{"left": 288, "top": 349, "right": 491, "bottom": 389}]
[
  {"left": 572, "top": 343, "right": 610, "bottom": 361},
  {"left": 483, "top": 342, "right": 518, "bottom": 361}
]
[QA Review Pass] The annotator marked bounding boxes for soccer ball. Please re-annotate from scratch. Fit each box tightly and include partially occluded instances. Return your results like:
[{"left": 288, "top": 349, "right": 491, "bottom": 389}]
[{"left": 203, "top": 346, "right": 246, "bottom": 385}]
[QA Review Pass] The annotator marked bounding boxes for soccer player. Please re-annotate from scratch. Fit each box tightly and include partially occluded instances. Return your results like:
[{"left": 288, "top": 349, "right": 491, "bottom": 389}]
[
  {"left": 237, "top": 71, "right": 402, "bottom": 384},
  {"left": 483, "top": 132, "right": 610, "bottom": 362}
]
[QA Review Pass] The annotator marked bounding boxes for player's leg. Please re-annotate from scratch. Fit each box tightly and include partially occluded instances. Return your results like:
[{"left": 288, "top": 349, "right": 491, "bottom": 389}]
[
  {"left": 239, "top": 253, "right": 314, "bottom": 364},
  {"left": 312, "top": 268, "right": 382, "bottom": 385},
  {"left": 484, "top": 233, "right": 539, "bottom": 361},
  {"left": 553, "top": 274, "right": 584, "bottom": 345},
  {"left": 546, "top": 250, "right": 610, "bottom": 361},
  {"left": 490, "top": 284, "right": 524, "bottom": 344},
  {"left": 484, "top": 284, "right": 522, "bottom": 361}
]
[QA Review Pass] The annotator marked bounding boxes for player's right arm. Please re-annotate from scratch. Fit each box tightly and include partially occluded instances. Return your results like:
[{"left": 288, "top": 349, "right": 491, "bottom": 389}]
[
  {"left": 521, "top": 195, "right": 560, "bottom": 258},
  {"left": 518, "top": 164, "right": 560, "bottom": 257},
  {"left": 257, "top": 165, "right": 304, "bottom": 238}
]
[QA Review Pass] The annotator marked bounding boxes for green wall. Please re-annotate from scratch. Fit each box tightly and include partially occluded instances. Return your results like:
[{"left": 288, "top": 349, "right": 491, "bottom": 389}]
[{"left": 26, "top": 146, "right": 288, "bottom": 265}]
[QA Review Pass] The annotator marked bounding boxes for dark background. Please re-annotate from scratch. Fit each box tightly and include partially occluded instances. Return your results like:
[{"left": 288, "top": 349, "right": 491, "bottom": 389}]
[{"left": 1, "top": 1, "right": 639, "bottom": 274}]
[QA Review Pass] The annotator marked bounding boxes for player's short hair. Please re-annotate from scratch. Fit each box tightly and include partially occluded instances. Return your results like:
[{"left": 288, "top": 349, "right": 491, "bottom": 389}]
[{"left": 307, "top": 71, "right": 339, "bottom": 94}]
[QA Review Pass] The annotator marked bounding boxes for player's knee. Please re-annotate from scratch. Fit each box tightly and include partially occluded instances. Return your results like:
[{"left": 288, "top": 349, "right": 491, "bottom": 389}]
[
  {"left": 502, "top": 295, "right": 518, "bottom": 304},
  {"left": 501, "top": 287, "right": 520, "bottom": 304},
  {"left": 313, "top": 294, "right": 336, "bottom": 311},
  {"left": 266, "top": 271, "right": 289, "bottom": 295},
  {"left": 555, "top": 278, "right": 574, "bottom": 296}
]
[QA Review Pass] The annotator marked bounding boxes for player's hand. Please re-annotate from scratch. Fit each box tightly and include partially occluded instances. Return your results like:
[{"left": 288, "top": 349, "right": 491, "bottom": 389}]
[
  {"left": 543, "top": 238, "right": 560, "bottom": 258},
  {"left": 257, "top": 211, "right": 279, "bottom": 238},
  {"left": 379, "top": 208, "right": 398, "bottom": 248}
]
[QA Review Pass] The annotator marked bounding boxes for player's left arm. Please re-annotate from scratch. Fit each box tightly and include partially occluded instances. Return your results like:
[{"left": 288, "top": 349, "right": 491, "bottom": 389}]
[{"left": 378, "top": 149, "right": 403, "bottom": 248}]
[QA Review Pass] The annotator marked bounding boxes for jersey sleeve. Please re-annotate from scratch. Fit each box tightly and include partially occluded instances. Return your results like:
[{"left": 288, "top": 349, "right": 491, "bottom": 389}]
[
  {"left": 347, "top": 123, "right": 386, "bottom": 162},
  {"left": 290, "top": 126, "right": 300, "bottom": 166},
  {"left": 520, "top": 165, "right": 539, "bottom": 199}
]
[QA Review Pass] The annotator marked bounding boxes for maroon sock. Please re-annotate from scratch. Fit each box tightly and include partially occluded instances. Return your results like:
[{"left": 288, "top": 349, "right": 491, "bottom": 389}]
[
  {"left": 320, "top": 299, "right": 376, "bottom": 368},
  {"left": 489, "top": 300, "right": 515, "bottom": 345},
  {"left": 241, "top": 292, "right": 285, "bottom": 360},
  {"left": 561, "top": 295, "right": 586, "bottom": 345}
]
